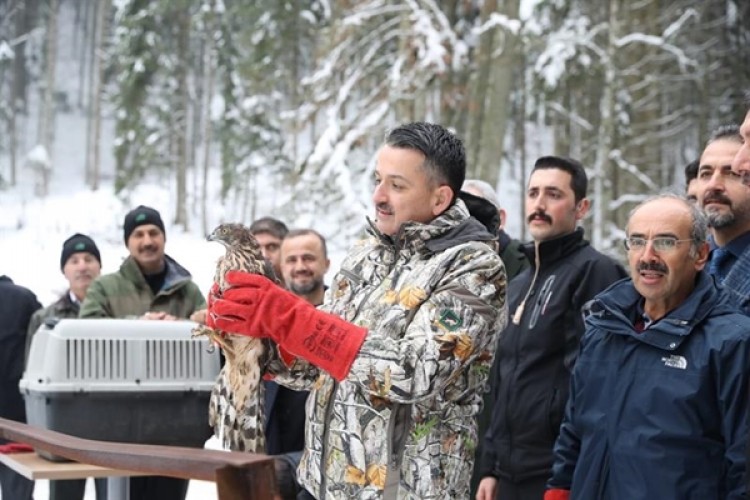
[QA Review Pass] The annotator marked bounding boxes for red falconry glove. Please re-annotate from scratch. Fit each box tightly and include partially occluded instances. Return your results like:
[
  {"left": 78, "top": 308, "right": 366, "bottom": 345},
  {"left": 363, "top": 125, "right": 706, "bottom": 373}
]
[
  {"left": 209, "top": 271, "right": 367, "bottom": 381},
  {"left": 543, "top": 489, "right": 570, "bottom": 500},
  {"left": 0, "top": 442, "right": 34, "bottom": 454}
]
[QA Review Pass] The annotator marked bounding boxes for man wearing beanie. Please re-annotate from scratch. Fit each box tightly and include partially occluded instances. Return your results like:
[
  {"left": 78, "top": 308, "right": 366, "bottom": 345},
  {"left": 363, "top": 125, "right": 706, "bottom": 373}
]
[
  {"left": 25, "top": 233, "right": 103, "bottom": 500},
  {"left": 27, "top": 233, "right": 102, "bottom": 349},
  {"left": 79, "top": 205, "right": 204, "bottom": 500}
]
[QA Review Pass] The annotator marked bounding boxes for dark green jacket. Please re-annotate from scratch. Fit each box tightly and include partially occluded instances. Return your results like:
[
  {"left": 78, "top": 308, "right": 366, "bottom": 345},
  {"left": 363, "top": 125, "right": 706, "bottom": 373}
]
[
  {"left": 26, "top": 293, "right": 79, "bottom": 361},
  {"left": 498, "top": 230, "right": 530, "bottom": 281},
  {"left": 79, "top": 255, "right": 205, "bottom": 319}
]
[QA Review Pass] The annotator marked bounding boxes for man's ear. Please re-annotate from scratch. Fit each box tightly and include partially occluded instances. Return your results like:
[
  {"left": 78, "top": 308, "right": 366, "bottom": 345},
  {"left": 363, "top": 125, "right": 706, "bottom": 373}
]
[
  {"left": 498, "top": 208, "right": 507, "bottom": 229},
  {"left": 575, "top": 198, "right": 590, "bottom": 220},
  {"left": 432, "top": 185, "right": 454, "bottom": 216},
  {"left": 694, "top": 241, "right": 710, "bottom": 270}
]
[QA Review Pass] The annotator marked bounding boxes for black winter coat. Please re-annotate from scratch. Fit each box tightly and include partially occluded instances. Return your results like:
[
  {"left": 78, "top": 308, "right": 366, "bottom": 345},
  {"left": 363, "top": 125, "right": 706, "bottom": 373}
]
[
  {"left": 0, "top": 276, "right": 41, "bottom": 434},
  {"left": 479, "top": 228, "right": 626, "bottom": 481}
]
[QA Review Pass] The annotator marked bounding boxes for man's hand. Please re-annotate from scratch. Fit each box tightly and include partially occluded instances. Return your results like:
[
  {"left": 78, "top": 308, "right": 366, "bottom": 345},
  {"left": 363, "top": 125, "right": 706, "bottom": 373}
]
[
  {"left": 142, "top": 311, "right": 178, "bottom": 321},
  {"left": 190, "top": 309, "right": 207, "bottom": 324},
  {"left": 476, "top": 477, "right": 497, "bottom": 500}
]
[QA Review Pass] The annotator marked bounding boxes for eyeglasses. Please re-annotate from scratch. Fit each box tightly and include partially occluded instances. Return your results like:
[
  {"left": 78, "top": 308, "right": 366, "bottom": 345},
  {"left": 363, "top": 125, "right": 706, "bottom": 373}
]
[{"left": 623, "top": 237, "right": 693, "bottom": 253}]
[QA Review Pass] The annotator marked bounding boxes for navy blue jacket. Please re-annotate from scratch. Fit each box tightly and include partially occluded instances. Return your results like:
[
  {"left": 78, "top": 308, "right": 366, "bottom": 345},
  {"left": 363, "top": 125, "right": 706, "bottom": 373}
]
[
  {"left": 720, "top": 238, "right": 750, "bottom": 315},
  {"left": 549, "top": 272, "right": 750, "bottom": 499}
]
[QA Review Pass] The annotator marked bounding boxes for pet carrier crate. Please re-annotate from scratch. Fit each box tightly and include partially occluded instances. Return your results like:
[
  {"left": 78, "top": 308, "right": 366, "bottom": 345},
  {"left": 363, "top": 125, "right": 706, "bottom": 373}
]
[{"left": 20, "top": 319, "right": 220, "bottom": 461}]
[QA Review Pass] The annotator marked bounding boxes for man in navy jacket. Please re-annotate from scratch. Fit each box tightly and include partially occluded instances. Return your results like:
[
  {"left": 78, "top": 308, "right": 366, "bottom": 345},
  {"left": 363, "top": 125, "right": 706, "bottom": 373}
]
[{"left": 546, "top": 194, "right": 750, "bottom": 500}]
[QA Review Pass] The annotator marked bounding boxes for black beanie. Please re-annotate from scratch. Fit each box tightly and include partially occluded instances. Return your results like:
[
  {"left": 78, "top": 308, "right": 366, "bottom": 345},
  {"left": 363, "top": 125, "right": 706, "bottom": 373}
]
[
  {"left": 60, "top": 233, "right": 101, "bottom": 271},
  {"left": 123, "top": 205, "right": 166, "bottom": 244}
]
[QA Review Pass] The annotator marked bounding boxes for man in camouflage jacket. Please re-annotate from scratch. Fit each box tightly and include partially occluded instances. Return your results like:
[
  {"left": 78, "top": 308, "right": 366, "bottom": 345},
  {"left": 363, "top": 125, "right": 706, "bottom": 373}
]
[{"left": 209, "top": 122, "right": 507, "bottom": 499}]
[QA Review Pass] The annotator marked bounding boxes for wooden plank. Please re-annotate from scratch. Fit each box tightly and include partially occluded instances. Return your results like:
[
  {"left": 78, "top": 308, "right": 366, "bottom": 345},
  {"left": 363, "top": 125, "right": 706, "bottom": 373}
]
[
  {"left": 0, "top": 452, "right": 147, "bottom": 480},
  {"left": 0, "top": 418, "right": 277, "bottom": 499}
]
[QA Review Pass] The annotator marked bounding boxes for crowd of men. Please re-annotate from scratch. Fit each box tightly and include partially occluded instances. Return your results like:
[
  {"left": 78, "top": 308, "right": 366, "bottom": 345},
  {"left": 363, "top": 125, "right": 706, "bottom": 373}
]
[{"left": 1, "top": 93, "right": 749, "bottom": 500}]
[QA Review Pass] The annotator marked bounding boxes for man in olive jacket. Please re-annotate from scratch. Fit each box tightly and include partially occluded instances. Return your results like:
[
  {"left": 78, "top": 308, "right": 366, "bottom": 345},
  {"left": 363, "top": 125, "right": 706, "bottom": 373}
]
[
  {"left": 80, "top": 205, "right": 205, "bottom": 320},
  {"left": 79, "top": 205, "right": 205, "bottom": 500}
]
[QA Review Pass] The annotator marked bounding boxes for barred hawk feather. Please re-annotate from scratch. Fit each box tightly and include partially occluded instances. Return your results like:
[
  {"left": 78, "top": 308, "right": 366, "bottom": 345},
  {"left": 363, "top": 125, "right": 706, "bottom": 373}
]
[{"left": 192, "top": 223, "right": 276, "bottom": 453}]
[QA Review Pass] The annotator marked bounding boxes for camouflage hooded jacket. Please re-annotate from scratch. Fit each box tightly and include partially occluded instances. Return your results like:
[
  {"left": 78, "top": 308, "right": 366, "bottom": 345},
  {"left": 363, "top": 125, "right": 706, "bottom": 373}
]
[{"left": 272, "top": 200, "right": 508, "bottom": 499}]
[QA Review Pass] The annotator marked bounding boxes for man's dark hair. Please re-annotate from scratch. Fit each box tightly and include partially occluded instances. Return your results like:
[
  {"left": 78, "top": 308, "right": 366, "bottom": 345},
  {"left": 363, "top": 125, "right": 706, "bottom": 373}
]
[
  {"left": 744, "top": 90, "right": 750, "bottom": 113},
  {"left": 707, "top": 124, "right": 741, "bottom": 145},
  {"left": 532, "top": 156, "right": 588, "bottom": 202},
  {"left": 249, "top": 217, "right": 288, "bottom": 239},
  {"left": 285, "top": 228, "right": 328, "bottom": 259},
  {"left": 684, "top": 158, "right": 699, "bottom": 184},
  {"left": 385, "top": 122, "right": 465, "bottom": 203}
]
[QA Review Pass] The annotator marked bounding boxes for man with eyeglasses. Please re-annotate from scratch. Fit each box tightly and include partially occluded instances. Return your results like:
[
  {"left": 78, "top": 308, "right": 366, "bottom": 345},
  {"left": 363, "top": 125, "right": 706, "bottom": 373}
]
[
  {"left": 544, "top": 193, "right": 750, "bottom": 500},
  {"left": 693, "top": 124, "right": 750, "bottom": 313},
  {"left": 476, "top": 156, "right": 625, "bottom": 500}
]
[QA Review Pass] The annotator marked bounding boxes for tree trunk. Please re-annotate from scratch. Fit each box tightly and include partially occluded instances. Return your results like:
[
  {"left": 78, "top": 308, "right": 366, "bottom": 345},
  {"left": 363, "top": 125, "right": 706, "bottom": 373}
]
[
  {"left": 89, "top": 0, "right": 109, "bottom": 191},
  {"left": 173, "top": 4, "right": 190, "bottom": 229},
  {"left": 591, "top": 0, "right": 618, "bottom": 250},
  {"left": 200, "top": 6, "right": 217, "bottom": 236},
  {"left": 464, "top": 0, "right": 496, "bottom": 178},
  {"left": 77, "top": 0, "right": 93, "bottom": 110},
  {"left": 475, "top": 0, "right": 521, "bottom": 186},
  {"left": 36, "top": 0, "right": 58, "bottom": 197},
  {"left": 12, "top": 0, "right": 32, "bottom": 115}
]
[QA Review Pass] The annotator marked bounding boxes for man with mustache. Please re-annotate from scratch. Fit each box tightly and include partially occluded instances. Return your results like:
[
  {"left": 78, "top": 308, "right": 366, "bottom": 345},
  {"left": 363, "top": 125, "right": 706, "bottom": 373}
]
[
  {"left": 693, "top": 125, "right": 750, "bottom": 313},
  {"left": 545, "top": 194, "right": 750, "bottom": 500},
  {"left": 477, "top": 156, "right": 625, "bottom": 500},
  {"left": 25, "top": 233, "right": 104, "bottom": 500},
  {"left": 79, "top": 205, "right": 205, "bottom": 500},
  {"left": 207, "top": 122, "right": 507, "bottom": 499}
]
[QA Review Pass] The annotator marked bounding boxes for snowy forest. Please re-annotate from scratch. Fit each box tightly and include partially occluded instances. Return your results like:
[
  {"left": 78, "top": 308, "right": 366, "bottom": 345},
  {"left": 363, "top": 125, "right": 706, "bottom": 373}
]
[{"left": 0, "top": 0, "right": 748, "bottom": 255}]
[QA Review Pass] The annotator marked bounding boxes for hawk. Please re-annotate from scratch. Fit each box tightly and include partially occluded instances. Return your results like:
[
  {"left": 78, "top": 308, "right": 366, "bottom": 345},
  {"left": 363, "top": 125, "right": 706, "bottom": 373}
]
[{"left": 192, "top": 223, "right": 276, "bottom": 453}]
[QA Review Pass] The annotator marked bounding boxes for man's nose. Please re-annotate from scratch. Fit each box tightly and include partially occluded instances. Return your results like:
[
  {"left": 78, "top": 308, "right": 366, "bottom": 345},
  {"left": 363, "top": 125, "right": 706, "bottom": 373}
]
[{"left": 372, "top": 182, "right": 386, "bottom": 204}]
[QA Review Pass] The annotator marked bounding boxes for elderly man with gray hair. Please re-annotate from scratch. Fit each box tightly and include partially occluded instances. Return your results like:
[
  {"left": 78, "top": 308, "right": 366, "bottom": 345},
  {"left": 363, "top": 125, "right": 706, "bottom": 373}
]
[
  {"left": 462, "top": 179, "right": 529, "bottom": 280},
  {"left": 545, "top": 193, "right": 750, "bottom": 500}
]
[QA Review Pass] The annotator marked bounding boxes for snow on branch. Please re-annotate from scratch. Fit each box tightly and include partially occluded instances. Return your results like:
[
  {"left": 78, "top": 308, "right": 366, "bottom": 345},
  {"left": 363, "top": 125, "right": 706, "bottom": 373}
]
[
  {"left": 473, "top": 13, "right": 522, "bottom": 37},
  {"left": 608, "top": 193, "right": 651, "bottom": 211},
  {"left": 662, "top": 9, "right": 698, "bottom": 39},
  {"left": 615, "top": 33, "right": 697, "bottom": 72},
  {"left": 609, "top": 149, "right": 659, "bottom": 192}
]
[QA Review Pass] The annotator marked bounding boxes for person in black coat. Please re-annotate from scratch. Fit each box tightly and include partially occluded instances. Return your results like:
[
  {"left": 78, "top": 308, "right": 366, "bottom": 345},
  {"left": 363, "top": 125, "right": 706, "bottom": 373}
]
[
  {"left": 0, "top": 275, "right": 41, "bottom": 500},
  {"left": 269, "top": 229, "right": 331, "bottom": 500},
  {"left": 476, "top": 157, "right": 626, "bottom": 500}
]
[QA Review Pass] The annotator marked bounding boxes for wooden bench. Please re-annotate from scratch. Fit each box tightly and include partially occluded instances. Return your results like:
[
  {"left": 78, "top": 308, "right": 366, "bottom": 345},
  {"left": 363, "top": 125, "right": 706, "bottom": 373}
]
[{"left": 0, "top": 417, "right": 276, "bottom": 500}]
